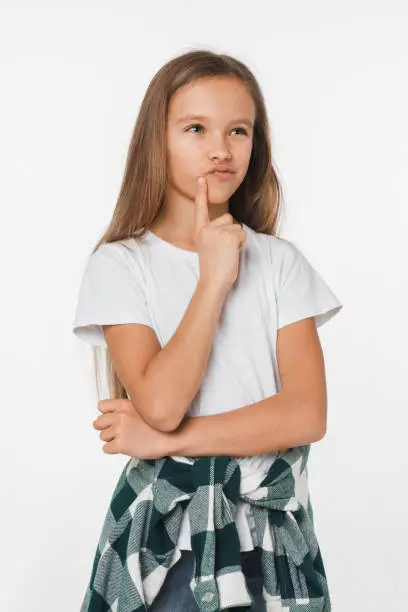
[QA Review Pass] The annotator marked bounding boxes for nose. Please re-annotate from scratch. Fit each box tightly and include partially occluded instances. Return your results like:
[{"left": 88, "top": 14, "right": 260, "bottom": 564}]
[{"left": 207, "top": 132, "right": 232, "bottom": 160}]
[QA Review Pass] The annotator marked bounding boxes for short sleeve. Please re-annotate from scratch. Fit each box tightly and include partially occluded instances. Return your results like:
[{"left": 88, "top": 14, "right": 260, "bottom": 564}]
[
  {"left": 273, "top": 238, "right": 343, "bottom": 330},
  {"left": 72, "top": 242, "right": 154, "bottom": 347}
]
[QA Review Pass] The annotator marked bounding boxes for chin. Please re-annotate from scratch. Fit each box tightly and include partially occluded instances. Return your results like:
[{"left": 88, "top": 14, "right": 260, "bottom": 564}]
[
  {"left": 207, "top": 185, "right": 236, "bottom": 202},
  {"left": 207, "top": 195, "right": 233, "bottom": 206}
]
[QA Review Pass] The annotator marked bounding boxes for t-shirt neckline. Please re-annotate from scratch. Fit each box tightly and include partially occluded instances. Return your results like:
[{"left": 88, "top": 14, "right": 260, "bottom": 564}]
[
  {"left": 145, "top": 230, "right": 199, "bottom": 259},
  {"left": 145, "top": 223, "right": 248, "bottom": 260}
]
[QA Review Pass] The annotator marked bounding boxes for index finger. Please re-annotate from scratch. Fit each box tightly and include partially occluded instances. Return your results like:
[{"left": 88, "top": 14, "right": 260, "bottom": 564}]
[{"left": 194, "top": 176, "right": 210, "bottom": 234}]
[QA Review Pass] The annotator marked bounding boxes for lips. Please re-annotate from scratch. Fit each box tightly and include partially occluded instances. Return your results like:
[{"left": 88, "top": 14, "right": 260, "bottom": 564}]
[
  {"left": 209, "top": 170, "right": 234, "bottom": 180},
  {"left": 208, "top": 166, "right": 234, "bottom": 174}
]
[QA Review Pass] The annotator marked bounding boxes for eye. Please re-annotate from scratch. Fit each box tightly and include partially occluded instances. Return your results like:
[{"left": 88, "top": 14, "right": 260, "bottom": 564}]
[
  {"left": 232, "top": 127, "right": 248, "bottom": 136},
  {"left": 185, "top": 124, "right": 249, "bottom": 136},
  {"left": 185, "top": 124, "right": 204, "bottom": 134}
]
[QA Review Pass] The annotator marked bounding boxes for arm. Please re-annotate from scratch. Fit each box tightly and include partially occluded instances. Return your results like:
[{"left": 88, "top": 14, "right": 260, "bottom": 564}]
[
  {"left": 167, "top": 317, "right": 328, "bottom": 456},
  {"left": 168, "top": 390, "right": 324, "bottom": 457},
  {"left": 104, "top": 279, "right": 228, "bottom": 433},
  {"left": 144, "top": 280, "right": 228, "bottom": 431}
]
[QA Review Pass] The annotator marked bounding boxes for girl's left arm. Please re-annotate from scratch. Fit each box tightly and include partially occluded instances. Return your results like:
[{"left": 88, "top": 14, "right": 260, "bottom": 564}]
[{"left": 167, "top": 316, "right": 328, "bottom": 456}]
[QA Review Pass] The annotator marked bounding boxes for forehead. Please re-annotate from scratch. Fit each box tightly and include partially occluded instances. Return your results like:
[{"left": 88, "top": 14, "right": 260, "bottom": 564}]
[{"left": 168, "top": 76, "right": 255, "bottom": 121}]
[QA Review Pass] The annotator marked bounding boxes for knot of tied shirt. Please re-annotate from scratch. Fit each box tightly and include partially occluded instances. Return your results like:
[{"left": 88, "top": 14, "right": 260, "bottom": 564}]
[{"left": 124, "top": 445, "right": 322, "bottom": 611}]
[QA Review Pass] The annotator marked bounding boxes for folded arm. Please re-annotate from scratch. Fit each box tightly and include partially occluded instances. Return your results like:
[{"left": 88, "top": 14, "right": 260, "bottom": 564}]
[
  {"left": 167, "top": 316, "right": 328, "bottom": 456},
  {"left": 103, "top": 279, "right": 228, "bottom": 432}
]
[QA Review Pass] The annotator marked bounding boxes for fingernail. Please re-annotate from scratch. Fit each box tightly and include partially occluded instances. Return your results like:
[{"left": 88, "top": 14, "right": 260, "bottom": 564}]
[{"left": 198, "top": 177, "right": 205, "bottom": 186}]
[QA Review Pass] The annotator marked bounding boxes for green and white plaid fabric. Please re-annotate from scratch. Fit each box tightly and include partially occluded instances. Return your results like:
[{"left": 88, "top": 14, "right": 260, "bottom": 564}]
[{"left": 80, "top": 444, "right": 331, "bottom": 611}]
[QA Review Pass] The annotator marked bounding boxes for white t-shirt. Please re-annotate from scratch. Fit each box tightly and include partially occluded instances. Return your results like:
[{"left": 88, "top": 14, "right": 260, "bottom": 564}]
[{"left": 73, "top": 223, "right": 343, "bottom": 551}]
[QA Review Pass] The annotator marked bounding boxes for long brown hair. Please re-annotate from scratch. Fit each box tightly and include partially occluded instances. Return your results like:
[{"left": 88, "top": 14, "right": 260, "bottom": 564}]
[{"left": 91, "top": 48, "right": 285, "bottom": 403}]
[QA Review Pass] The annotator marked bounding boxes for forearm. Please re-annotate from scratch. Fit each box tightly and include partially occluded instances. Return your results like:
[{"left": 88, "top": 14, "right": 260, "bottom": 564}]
[
  {"left": 142, "top": 280, "right": 228, "bottom": 432},
  {"left": 168, "top": 390, "right": 326, "bottom": 456}
]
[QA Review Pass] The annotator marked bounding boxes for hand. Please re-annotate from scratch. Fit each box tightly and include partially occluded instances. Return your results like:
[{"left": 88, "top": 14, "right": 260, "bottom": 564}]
[
  {"left": 92, "top": 398, "right": 172, "bottom": 459},
  {"left": 194, "top": 176, "right": 246, "bottom": 292}
]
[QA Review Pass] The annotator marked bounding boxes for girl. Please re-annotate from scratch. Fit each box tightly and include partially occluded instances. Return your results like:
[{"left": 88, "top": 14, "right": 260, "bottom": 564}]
[{"left": 73, "top": 49, "right": 343, "bottom": 611}]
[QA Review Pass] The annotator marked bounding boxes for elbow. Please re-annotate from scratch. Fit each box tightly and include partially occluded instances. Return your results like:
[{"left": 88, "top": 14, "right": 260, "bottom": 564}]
[
  {"left": 310, "top": 401, "right": 327, "bottom": 442},
  {"left": 312, "top": 421, "right": 327, "bottom": 442},
  {"left": 145, "top": 401, "right": 182, "bottom": 433},
  {"left": 129, "top": 399, "right": 179, "bottom": 433},
  {"left": 151, "top": 418, "right": 180, "bottom": 433}
]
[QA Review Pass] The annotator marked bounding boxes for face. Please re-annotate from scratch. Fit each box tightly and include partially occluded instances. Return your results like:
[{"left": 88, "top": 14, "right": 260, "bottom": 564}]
[{"left": 166, "top": 76, "right": 255, "bottom": 206}]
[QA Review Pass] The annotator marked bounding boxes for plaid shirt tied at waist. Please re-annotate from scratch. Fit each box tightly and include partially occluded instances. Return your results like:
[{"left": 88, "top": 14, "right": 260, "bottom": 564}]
[{"left": 80, "top": 444, "right": 332, "bottom": 611}]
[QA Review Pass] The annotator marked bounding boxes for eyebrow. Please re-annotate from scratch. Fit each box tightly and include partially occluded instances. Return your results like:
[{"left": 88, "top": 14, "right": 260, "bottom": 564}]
[{"left": 176, "top": 114, "right": 254, "bottom": 128}]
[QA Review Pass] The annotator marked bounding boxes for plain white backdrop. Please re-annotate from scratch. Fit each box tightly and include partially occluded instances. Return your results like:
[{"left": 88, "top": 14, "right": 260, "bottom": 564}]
[{"left": 1, "top": 1, "right": 407, "bottom": 610}]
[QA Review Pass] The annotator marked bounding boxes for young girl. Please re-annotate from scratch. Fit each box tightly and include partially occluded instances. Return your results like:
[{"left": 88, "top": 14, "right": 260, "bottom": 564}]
[{"left": 73, "top": 49, "right": 343, "bottom": 611}]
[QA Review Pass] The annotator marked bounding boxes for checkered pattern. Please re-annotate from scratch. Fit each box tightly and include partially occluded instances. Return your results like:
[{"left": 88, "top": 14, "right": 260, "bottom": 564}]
[{"left": 80, "top": 445, "right": 331, "bottom": 611}]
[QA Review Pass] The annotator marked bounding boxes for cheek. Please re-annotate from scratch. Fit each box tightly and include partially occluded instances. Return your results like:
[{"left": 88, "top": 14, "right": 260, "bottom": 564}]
[
  {"left": 239, "top": 138, "right": 253, "bottom": 160},
  {"left": 167, "top": 140, "right": 200, "bottom": 179},
  {"left": 237, "top": 143, "right": 253, "bottom": 175}
]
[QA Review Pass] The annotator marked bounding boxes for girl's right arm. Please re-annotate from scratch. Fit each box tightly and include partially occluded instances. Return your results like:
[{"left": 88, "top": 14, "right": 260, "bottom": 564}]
[
  {"left": 104, "top": 278, "right": 227, "bottom": 433},
  {"left": 103, "top": 176, "right": 246, "bottom": 433}
]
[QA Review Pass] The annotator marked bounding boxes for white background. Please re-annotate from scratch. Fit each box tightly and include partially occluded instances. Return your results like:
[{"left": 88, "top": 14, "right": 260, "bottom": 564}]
[{"left": 1, "top": 1, "right": 407, "bottom": 610}]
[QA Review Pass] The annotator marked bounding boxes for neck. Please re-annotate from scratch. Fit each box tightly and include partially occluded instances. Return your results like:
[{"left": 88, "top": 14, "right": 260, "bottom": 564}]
[{"left": 149, "top": 181, "right": 238, "bottom": 249}]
